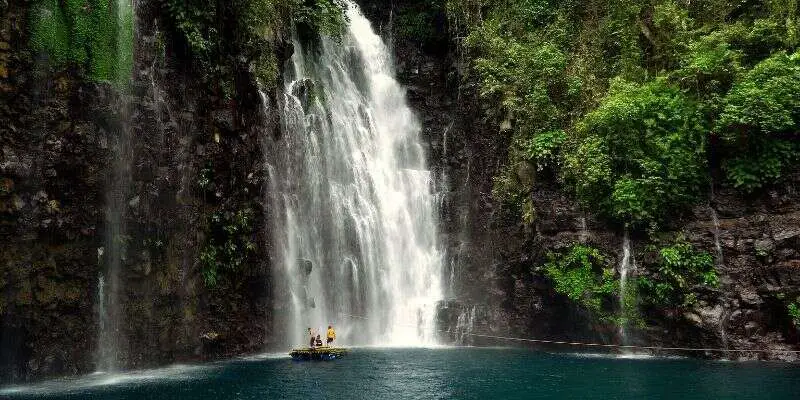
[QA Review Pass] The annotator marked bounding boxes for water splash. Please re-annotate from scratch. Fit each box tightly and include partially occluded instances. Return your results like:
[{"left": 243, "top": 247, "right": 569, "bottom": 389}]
[{"left": 266, "top": 1, "right": 443, "bottom": 347}]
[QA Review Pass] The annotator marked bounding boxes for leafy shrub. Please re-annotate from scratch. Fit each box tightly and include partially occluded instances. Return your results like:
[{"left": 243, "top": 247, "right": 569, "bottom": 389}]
[
  {"left": 716, "top": 51, "right": 800, "bottom": 191},
  {"left": 789, "top": 300, "right": 800, "bottom": 327},
  {"left": 517, "top": 130, "right": 568, "bottom": 172},
  {"left": 200, "top": 208, "right": 257, "bottom": 287},
  {"left": 563, "top": 79, "right": 707, "bottom": 228},
  {"left": 638, "top": 237, "right": 717, "bottom": 308},
  {"left": 543, "top": 245, "right": 618, "bottom": 317}
]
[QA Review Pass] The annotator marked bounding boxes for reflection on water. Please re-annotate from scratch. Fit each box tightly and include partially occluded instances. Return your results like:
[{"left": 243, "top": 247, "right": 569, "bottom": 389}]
[{"left": 0, "top": 364, "right": 215, "bottom": 397}]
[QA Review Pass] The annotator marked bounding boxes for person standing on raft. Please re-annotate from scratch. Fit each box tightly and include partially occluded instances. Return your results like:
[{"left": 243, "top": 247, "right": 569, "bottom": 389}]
[{"left": 326, "top": 325, "right": 336, "bottom": 346}]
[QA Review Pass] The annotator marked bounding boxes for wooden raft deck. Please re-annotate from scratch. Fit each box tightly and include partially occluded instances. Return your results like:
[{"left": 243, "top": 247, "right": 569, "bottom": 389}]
[{"left": 290, "top": 347, "right": 349, "bottom": 361}]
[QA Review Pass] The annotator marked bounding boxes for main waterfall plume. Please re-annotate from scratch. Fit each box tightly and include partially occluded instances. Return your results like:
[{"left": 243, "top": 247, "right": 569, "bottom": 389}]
[{"left": 265, "top": 1, "right": 443, "bottom": 347}]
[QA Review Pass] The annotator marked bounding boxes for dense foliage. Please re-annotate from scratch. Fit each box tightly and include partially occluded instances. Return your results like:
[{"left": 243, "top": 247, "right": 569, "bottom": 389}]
[
  {"left": 29, "top": 0, "right": 134, "bottom": 85},
  {"left": 638, "top": 237, "right": 718, "bottom": 308},
  {"left": 716, "top": 51, "right": 800, "bottom": 191},
  {"left": 564, "top": 79, "right": 706, "bottom": 228},
  {"left": 450, "top": 0, "right": 800, "bottom": 228}
]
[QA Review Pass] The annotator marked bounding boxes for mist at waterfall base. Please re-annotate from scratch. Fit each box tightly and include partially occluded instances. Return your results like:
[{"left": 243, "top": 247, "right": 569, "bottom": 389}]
[
  {"left": 3, "top": 348, "right": 799, "bottom": 399},
  {"left": 265, "top": 1, "right": 442, "bottom": 347}
]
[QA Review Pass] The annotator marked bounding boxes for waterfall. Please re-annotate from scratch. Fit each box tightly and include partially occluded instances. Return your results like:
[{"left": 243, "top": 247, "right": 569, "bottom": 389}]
[
  {"left": 618, "top": 230, "right": 633, "bottom": 345},
  {"left": 454, "top": 306, "right": 476, "bottom": 345},
  {"left": 709, "top": 194, "right": 730, "bottom": 352},
  {"left": 266, "top": 1, "right": 443, "bottom": 347},
  {"left": 710, "top": 206, "right": 724, "bottom": 268},
  {"left": 578, "top": 216, "right": 588, "bottom": 243},
  {"left": 96, "top": 0, "right": 135, "bottom": 372}
]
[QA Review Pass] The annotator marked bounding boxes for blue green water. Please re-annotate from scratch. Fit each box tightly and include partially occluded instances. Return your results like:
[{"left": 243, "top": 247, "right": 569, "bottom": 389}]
[{"left": 2, "top": 348, "right": 799, "bottom": 399}]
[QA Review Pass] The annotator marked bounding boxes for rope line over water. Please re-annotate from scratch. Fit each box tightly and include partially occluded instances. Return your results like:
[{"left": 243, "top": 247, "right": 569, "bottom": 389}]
[{"left": 337, "top": 312, "right": 800, "bottom": 354}]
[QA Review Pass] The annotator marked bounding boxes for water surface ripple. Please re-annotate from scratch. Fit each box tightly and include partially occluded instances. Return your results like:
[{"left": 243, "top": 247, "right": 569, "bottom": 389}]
[{"left": 2, "top": 348, "right": 799, "bottom": 399}]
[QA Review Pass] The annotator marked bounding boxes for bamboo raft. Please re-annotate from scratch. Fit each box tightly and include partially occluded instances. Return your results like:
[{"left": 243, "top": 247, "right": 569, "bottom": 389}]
[{"left": 289, "top": 347, "right": 349, "bottom": 361}]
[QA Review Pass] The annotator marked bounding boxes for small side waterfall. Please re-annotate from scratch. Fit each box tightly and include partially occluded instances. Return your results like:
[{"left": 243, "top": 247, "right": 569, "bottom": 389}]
[
  {"left": 710, "top": 206, "right": 725, "bottom": 268},
  {"left": 96, "top": 0, "right": 135, "bottom": 372},
  {"left": 578, "top": 215, "right": 588, "bottom": 243},
  {"left": 266, "top": 1, "right": 443, "bottom": 347},
  {"left": 454, "top": 306, "right": 476, "bottom": 345},
  {"left": 618, "top": 230, "right": 634, "bottom": 345},
  {"left": 709, "top": 194, "right": 730, "bottom": 352}
]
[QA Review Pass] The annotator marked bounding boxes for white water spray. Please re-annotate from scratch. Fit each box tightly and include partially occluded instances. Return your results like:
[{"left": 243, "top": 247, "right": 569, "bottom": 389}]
[{"left": 266, "top": 1, "right": 443, "bottom": 347}]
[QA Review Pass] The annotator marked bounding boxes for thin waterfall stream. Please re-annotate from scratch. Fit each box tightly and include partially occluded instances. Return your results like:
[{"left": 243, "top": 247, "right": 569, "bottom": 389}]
[
  {"left": 709, "top": 192, "right": 730, "bottom": 352},
  {"left": 265, "top": 1, "right": 443, "bottom": 347},
  {"left": 618, "top": 230, "right": 633, "bottom": 345},
  {"left": 96, "top": 0, "right": 136, "bottom": 372}
]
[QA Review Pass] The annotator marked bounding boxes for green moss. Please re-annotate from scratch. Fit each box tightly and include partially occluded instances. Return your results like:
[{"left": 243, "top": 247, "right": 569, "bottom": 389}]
[
  {"left": 29, "top": 0, "right": 133, "bottom": 87},
  {"left": 29, "top": 0, "right": 71, "bottom": 65}
]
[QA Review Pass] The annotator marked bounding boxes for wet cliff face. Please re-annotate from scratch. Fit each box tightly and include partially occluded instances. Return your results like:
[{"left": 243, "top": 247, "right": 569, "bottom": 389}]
[
  {"left": 358, "top": 0, "right": 800, "bottom": 359},
  {"left": 0, "top": 1, "right": 280, "bottom": 382}
]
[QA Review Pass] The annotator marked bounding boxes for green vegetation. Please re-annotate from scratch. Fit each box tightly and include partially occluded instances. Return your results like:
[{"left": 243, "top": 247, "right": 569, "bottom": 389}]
[
  {"left": 543, "top": 245, "right": 618, "bottom": 319},
  {"left": 200, "top": 208, "right": 257, "bottom": 287},
  {"left": 789, "top": 297, "right": 800, "bottom": 328},
  {"left": 564, "top": 79, "right": 707, "bottom": 228},
  {"left": 449, "top": 0, "right": 800, "bottom": 229},
  {"left": 29, "top": 0, "right": 134, "bottom": 86},
  {"left": 161, "top": 0, "right": 346, "bottom": 94},
  {"left": 716, "top": 51, "right": 800, "bottom": 191},
  {"left": 394, "top": 1, "right": 447, "bottom": 48},
  {"left": 293, "top": 0, "right": 348, "bottom": 37},
  {"left": 638, "top": 237, "right": 718, "bottom": 308}
]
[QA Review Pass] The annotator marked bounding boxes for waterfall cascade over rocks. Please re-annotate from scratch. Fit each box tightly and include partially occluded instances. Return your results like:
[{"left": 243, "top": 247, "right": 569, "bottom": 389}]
[{"left": 265, "top": 1, "right": 443, "bottom": 347}]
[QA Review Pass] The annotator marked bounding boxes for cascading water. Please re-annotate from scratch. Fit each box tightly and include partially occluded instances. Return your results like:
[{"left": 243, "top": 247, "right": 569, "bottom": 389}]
[
  {"left": 96, "top": 0, "right": 135, "bottom": 372},
  {"left": 454, "top": 306, "right": 477, "bottom": 345},
  {"left": 709, "top": 193, "right": 730, "bottom": 352},
  {"left": 578, "top": 216, "right": 588, "bottom": 243},
  {"left": 618, "top": 230, "right": 634, "bottom": 345},
  {"left": 266, "top": 1, "right": 443, "bottom": 347}
]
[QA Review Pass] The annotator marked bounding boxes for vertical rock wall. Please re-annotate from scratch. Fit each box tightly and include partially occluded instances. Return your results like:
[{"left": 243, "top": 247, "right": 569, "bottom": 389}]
[{"left": 0, "top": 0, "right": 285, "bottom": 382}]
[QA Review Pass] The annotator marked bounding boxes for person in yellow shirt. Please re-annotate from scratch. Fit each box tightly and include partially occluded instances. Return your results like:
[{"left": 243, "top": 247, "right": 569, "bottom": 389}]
[{"left": 326, "top": 325, "right": 336, "bottom": 346}]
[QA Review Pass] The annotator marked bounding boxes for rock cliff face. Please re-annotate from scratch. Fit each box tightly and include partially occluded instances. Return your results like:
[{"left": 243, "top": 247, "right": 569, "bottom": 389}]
[
  {"left": 357, "top": 0, "right": 799, "bottom": 360},
  {"left": 1, "top": 1, "right": 279, "bottom": 382}
]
